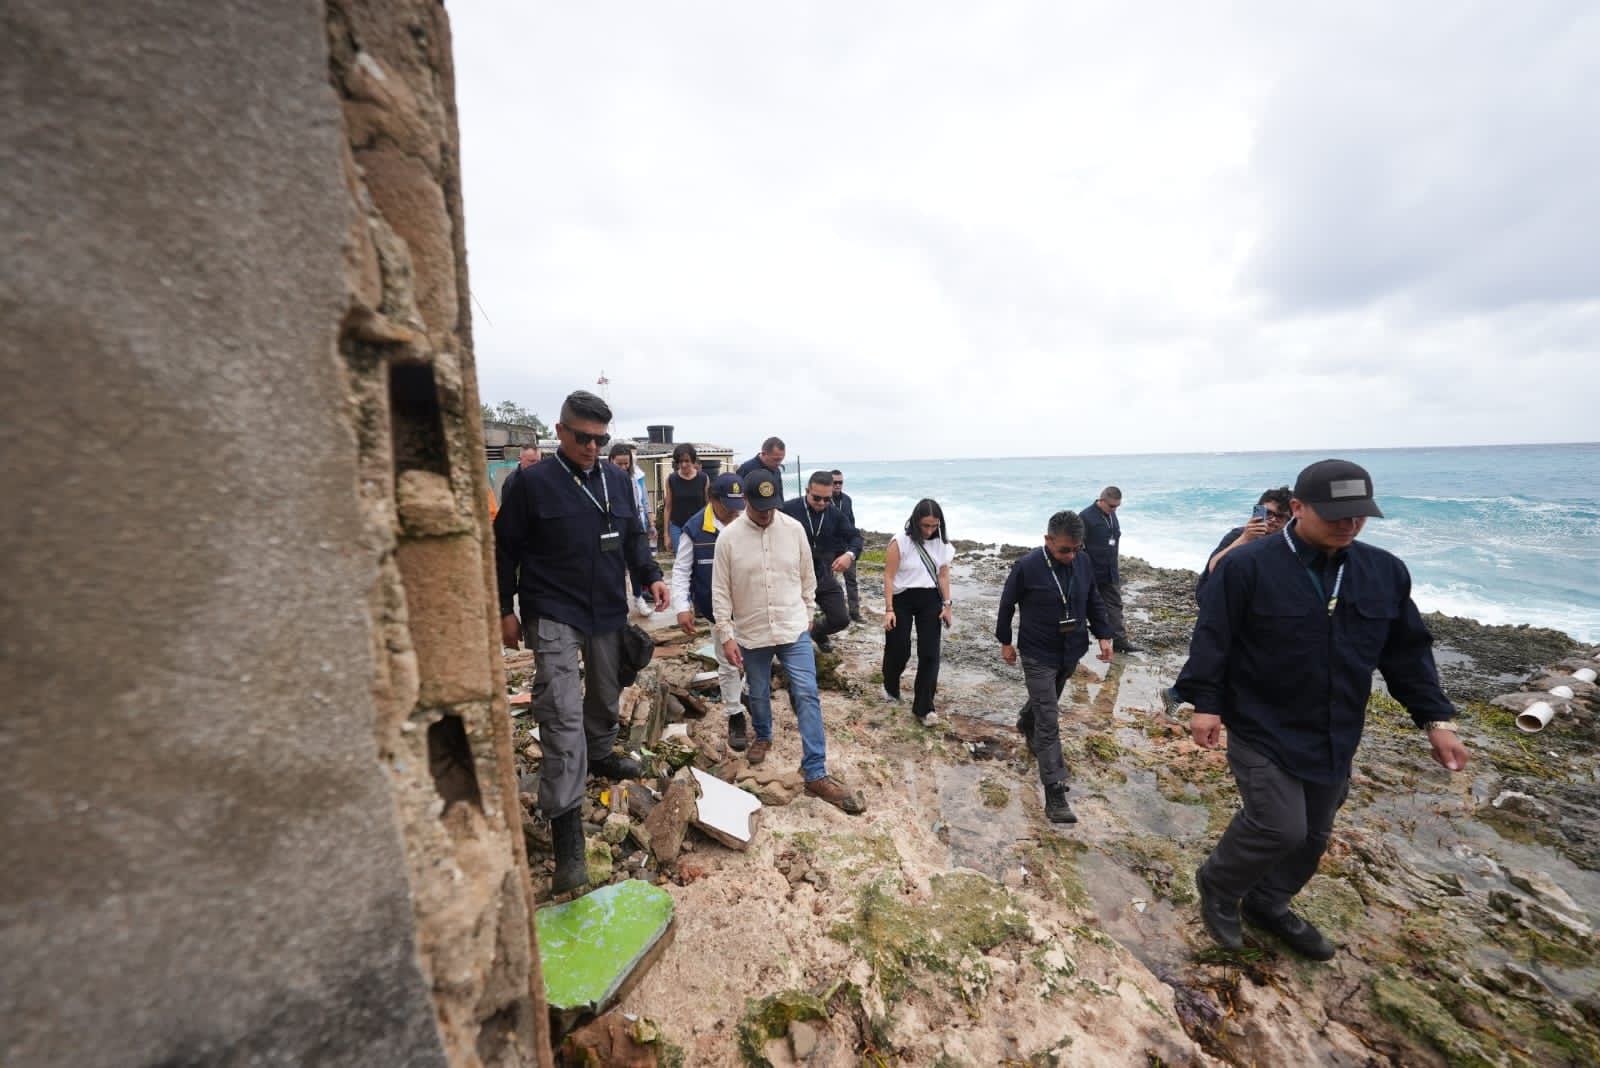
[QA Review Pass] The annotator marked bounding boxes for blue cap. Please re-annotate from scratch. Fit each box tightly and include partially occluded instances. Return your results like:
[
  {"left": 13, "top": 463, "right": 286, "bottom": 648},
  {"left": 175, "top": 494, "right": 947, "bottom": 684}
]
[{"left": 709, "top": 473, "right": 745, "bottom": 509}]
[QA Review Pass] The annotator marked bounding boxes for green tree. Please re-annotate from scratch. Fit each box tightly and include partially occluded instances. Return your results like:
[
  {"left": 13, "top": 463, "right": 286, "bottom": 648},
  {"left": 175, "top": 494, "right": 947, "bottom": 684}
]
[{"left": 481, "top": 400, "right": 549, "bottom": 436}]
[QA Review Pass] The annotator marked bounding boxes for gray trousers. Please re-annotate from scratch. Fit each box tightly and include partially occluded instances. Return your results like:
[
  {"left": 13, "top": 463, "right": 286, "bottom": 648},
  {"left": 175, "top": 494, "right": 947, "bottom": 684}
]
[
  {"left": 525, "top": 617, "right": 624, "bottom": 819},
  {"left": 1201, "top": 737, "right": 1351, "bottom": 916},
  {"left": 1099, "top": 578, "right": 1126, "bottom": 639},
  {"left": 1019, "top": 657, "right": 1076, "bottom": 787}
]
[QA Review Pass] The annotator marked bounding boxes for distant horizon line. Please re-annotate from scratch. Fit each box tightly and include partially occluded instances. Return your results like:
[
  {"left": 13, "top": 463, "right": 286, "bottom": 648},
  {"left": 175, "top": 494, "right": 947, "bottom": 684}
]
[{"left": 806, "top": 439, "right": 1600, "bottom": 467}]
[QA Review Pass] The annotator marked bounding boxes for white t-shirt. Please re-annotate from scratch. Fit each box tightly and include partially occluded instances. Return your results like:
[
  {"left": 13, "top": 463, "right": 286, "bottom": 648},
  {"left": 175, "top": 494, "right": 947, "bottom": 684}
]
[{"left": 890, "top": 533, "right": 955, "bottom": 592}]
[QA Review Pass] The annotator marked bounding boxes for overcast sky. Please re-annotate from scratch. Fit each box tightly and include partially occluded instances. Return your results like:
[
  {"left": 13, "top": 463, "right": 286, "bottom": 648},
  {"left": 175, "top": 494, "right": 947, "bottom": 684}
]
[{"left": 450, "top": 1, "right": 1598, "bottom": 461}]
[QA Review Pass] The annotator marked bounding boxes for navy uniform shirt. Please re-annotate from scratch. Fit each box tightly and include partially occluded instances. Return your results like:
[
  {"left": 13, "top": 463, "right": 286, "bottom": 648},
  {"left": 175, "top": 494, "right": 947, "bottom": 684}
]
[
  {"left": 1193, "top": 525, "right": 1246, "bottom": 602},
  {"left": 736, "top": 456, "right": 784, "bottom": 502},
  {"left": 831, "top": 490, "right": 856, "bottom": 528},
  {"left": 780, "top": 497, "right": 864, "bottom": 580},
  {"left": 1175, "top": 521, "right": 1455, "bottom": 784},
  {"left": 1080, "top": 501, "right": 1120, "bottom": 586},
  {"left": 995, "top": 547, "right": 1112, "bottom": 670},
  {"left": 494, "top": 453, "right": 662, "bottom": 635}
]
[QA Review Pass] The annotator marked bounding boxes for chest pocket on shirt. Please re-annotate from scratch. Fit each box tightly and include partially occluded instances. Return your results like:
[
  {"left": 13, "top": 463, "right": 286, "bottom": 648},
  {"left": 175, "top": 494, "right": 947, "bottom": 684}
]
[
  {"left": 1345, "top": 595, "right": 1397, "bottom": 667},
  {"left": 1251, "top": 585, "right": 1318, "bottom": 663},
  {"left": 533, "top": 490, "right": 593, "bottom": 557}
]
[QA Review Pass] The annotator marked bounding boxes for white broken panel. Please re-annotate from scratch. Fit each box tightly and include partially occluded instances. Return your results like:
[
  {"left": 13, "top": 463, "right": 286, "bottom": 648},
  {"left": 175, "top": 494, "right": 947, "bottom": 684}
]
[{"left": 689, "top": 767, "right": 762, "bottom": 850}]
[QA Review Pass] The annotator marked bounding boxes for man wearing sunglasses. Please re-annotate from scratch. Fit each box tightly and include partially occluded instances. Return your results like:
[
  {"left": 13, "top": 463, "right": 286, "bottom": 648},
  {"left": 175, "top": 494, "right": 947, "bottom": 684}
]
[
  {"left": 495, "top": 389, "right": 668, "bottom": 895},
  {"left": 779, "top": 471, "right": 862, "bottom": 653},
  {"left": 829, "top": 470, "right": 863, "bottom": 623},
  {"left": 996, "top": 510, "right": 1114, "bottom": 824}
]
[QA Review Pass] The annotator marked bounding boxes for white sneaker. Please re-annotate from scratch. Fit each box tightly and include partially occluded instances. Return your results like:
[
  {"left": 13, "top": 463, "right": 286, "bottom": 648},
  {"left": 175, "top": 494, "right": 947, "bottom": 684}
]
[
  {"left": 919, "top": 711, "right": 942, "bottom": 727},
  {"left": 635, "top": 597, "right": 653, "bottom": 618},
  {"left": 880, "top": 686, "right": 902, "bottom": 704}
]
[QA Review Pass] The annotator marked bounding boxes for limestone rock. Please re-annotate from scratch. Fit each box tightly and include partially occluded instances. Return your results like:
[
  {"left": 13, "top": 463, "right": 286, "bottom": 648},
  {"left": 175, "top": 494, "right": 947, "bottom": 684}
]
[{"left": 642, "top": 780, "right": 697, "bottom": 863}]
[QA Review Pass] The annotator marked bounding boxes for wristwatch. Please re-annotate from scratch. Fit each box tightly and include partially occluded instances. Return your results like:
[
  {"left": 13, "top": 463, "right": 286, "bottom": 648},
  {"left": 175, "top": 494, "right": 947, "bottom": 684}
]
[
  {"left": 942, "top": 599, "right": 954, "bottom": 607},
  {"left": 1422, "top": 720, "right": 1458, "bottom": 733}
]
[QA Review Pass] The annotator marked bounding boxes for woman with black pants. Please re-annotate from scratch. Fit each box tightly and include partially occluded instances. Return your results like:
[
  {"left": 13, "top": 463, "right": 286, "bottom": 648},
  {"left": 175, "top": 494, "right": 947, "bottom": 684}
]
[{"left": 881, "top": 499, "right": 955, "bottom": 726}]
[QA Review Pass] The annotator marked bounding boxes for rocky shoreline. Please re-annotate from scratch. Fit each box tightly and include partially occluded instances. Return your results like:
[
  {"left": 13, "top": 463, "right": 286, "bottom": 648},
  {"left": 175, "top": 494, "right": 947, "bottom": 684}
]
[{"left": 516, "top": 538, "right": 1600, "bottom": 1066}]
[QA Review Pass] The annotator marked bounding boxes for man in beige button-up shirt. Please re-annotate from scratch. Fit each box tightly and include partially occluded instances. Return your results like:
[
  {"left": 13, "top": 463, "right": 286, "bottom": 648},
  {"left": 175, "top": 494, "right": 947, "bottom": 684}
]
[{"left": 712, "top": 468, "right": 864, "bottom": 814}]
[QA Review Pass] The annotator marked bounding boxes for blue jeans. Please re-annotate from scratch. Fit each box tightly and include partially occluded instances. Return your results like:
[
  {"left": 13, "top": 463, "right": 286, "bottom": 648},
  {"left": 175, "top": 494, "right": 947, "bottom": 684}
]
[
  {"left": 668, "top": 522, "right": 685, "bottom": 554},
  {"left": 741, "top": 631, "right": 827, "bottom": 782}
]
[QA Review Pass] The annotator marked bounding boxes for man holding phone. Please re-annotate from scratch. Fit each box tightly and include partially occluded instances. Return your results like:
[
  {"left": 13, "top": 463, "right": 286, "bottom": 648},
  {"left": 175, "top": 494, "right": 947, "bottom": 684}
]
[
  {"left": 996, "top": 510, "right": 1114, "bottom": 824},
  {"left": 1195, "top": 487, "right": 1293, "bottom": 600}
]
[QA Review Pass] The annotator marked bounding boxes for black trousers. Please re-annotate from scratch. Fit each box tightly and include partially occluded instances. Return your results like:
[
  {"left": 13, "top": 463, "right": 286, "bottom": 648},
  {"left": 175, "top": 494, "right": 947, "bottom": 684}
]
[
  {"left": 882, "top": 587, "right": 943, "bottom": 717},
  {"left": 1201, "top": 737, "right": 1351, "bottom": 915},
  {"left": 813, "top": 569, "right": 850, "bottom": 639}
]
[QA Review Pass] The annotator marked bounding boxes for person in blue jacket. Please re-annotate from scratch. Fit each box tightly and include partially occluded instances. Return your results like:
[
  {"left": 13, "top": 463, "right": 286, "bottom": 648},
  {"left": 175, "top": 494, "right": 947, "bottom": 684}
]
[
  {"left": 780, "top": 470, "right": 863, "bottom": 653},
  {"left": 996, "top": 510, "right": 1114, "bottom": 824},
  {"left": 1176, "top": 459, "right": 1469, "bottom": 959},
  {"left": 495, "top": 389, "right": 668, "bottom": 895}
]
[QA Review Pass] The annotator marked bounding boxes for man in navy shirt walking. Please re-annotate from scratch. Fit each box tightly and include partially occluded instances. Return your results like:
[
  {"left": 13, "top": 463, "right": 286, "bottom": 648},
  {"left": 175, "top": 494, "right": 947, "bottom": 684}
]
[
  {"left": 1177, "top": 459, "right": 1469, "bottom": 959},
  {"left": 780, "top": 470, "right": 862, "bottom": 653},
  {"left": 495, "top": 389, "right": 668, "bottom": 895},
  {"left": 1081, "top": 486, "right": 1140, "bottom": 653},
  {"left": 996, "top": 510, "right": 1114, "bottom": 824}
]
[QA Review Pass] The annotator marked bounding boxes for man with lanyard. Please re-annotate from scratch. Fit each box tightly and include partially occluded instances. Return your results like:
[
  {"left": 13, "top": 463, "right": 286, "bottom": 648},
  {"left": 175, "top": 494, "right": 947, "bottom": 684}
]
[
  {"left": 494, "top": 389, "right": 668, "bottom": 895},
  {"left": 829, "top": 469, "right": 863, "bottom": 623},
  {"left": 672, "top": 473, "right": 750, "bottom": 752},
  {"left": 712, "top": 468, "right": 865, "bottom": 814},
  {"left": 996, "top": 510, "right": 1114, "bottom": 824},
  {"left": 1081, "top": 485, "right": 1140, "bottom": 653},
  {"left": 1177, "top": 459, "right": 1469, "bottom": 958},
  {"left": 736, "top": 436, "right": 787, "bottom": 503},
  {"left": 780, "top": 470, "right": 862, "bottom": 653}
]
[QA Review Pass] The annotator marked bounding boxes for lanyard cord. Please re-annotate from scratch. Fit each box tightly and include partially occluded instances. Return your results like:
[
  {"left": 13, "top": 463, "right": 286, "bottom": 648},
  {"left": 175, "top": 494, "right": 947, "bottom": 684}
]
[
  {"left": 804, "top": 506, "right": 823, "bottom": 540},
  {"left": 555, "top": 454, "right": 611, "bottom": 519},
  {"left": 1046, "top": 556, "right": 1074, "bottom": 606},
  {"left": 1282, "top": 521, "right": 1344, "bottom": 616}
]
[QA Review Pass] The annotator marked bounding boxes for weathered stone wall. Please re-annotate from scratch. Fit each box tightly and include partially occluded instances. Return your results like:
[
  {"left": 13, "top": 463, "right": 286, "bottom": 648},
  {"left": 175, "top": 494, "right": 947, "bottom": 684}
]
[{"left": 0, "top": 2, "right": 544, "bottom": 1065}]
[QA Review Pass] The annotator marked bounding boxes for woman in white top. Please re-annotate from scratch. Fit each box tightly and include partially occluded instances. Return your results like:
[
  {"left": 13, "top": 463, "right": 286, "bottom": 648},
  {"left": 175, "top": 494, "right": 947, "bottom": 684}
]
[{"left": 881, "top": 498, "right": 955, "bottom": 725}]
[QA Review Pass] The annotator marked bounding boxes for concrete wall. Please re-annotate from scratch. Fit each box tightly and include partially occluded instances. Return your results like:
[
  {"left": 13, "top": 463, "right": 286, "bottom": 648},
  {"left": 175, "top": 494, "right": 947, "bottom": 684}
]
[{"left": 0, "top": 2, "right": 545, "bottom": 1065}]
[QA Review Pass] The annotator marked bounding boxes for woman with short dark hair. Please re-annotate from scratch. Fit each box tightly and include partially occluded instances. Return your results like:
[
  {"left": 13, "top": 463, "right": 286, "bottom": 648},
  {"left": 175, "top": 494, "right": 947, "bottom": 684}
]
[{"left": 881, "top": 498, "right": 955, "bottom": 726}]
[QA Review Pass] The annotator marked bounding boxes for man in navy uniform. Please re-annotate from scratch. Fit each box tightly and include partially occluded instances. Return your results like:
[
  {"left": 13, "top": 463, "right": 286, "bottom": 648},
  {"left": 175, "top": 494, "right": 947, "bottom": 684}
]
[
  {"left": 495, "top": 389, "right": 668, "bottom": 895},
  {"left": 736, "top": 436, "right": 787, "bottom": 502},
  {"left": 780, "top": 470, "right": 862, "bottom": 653},
  {"left": 830, "top": 470, "right": 863, "bottom": 623},
  {"left": 996, "top": 510, "right": 1114, "bottom": 825},
  {"left": 1178, "top": 459, "right": 1469, "bottom": 959},
  {"left": 1081, "top": 485, "right": 1139, "bottom": 653}
]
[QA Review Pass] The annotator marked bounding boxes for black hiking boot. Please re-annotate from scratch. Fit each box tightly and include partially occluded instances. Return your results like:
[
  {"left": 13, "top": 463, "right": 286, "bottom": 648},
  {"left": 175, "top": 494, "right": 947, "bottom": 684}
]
[
  {"left": 1241, "top": 900, "right": 1336, "bottom": 960},
  {"left": 727, "top": 712, "right": 749, "bottom": 751},
  {"left": 589, "top": 750, "right": 642, "bottom": 780},
  {"left": 550, "top": 808, "right": 588, "bottom": 896},
  {"left": 1195, "top": 865, "right": 1243, "bottom": 950},
  {"left": 1044, "top": 783, "right": 1077, "bottom": 824}
]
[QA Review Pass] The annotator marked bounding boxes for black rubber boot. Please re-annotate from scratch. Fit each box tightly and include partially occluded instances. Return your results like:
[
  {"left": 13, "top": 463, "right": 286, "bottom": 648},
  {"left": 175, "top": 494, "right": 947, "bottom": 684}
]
[
  {"left": 550, "top": 809, "right": 588, "bottom": 896},
  {"left": 1196, "top": 865, "right": 1243, "bottom": 950},
  {"left": 1044, "top": 783, "right": 1077, "bottom": 824},
  {"left": 589, "top": 750, "right": 642, "bottom": 780}
]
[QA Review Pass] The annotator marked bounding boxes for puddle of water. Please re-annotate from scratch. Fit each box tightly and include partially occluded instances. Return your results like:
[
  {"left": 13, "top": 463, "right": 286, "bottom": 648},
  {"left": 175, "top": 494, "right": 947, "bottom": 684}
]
[
  {"left": 1106, "top": 769, "right": 1210, "bottom": 841},
  {"left": 935, "top": 763, "right": 1031, "bottom": 879},
  {"left": 1076, "top": 848, "right": 1195, "bottom": 974}
]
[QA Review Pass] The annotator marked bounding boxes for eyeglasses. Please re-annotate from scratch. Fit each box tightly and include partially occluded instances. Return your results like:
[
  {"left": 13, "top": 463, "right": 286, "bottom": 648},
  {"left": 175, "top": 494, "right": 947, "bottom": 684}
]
[
  {"left": 807, "top": 493, "right": 832, "bottom": 504},
  {"left": 1263, "top": 510, "right": 1287, "bottom": 523},
  {"left": 563, "top": 427, "right": 610, "bottom": 447},
  {"left": 832, "top": 480, "right": 843, "bottom": 486}
]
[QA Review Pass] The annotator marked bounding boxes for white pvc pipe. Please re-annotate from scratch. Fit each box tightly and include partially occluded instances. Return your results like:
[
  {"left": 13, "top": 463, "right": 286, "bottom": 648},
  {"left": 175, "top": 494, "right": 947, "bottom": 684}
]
[
  {"left": 1549, "top": 685, "right": 1575, "bottom": 700},
  {"left": 1517, "top": 700, "right": 1557, "bottom": 733},
  {"left": 1573, "top": 667, "right": 1597, "bottom": 684}
]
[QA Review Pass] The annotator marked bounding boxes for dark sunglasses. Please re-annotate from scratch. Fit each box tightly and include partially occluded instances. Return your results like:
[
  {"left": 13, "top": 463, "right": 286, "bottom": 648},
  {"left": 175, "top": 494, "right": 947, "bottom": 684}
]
[
  {"left": 807, "top": 493, "right": 832, "bottom": 504},
  {"left": 564, "top": 427, "right": 610, "bottom": 447}
]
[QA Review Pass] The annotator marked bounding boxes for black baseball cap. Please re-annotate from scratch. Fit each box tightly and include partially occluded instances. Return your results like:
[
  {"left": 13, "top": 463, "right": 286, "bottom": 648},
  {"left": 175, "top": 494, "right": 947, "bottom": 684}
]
[
  {"left": 742, "top": 468, "right": 783, "bottom": 510},
  {"left": 1293, "top": 459, "right": 1383, "bottom": 520}
]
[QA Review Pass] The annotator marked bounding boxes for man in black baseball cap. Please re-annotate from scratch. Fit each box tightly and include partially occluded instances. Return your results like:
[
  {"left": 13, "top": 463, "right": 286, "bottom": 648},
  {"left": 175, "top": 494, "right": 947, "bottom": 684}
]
[{"left": 1176, "top": 458, "right": 1467, "bottom": 961}]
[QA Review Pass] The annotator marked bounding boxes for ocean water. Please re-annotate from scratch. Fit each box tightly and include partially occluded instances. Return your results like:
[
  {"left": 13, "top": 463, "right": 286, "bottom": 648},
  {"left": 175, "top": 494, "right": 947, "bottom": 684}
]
[{"left": 820, "top": 444, "right": 1600, "bottom": 643}]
